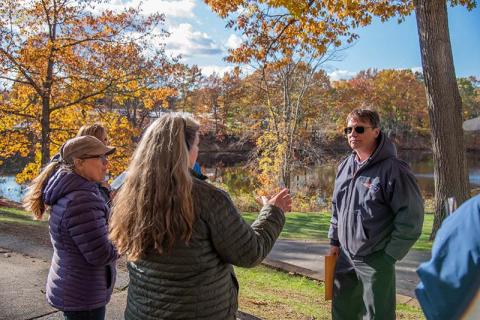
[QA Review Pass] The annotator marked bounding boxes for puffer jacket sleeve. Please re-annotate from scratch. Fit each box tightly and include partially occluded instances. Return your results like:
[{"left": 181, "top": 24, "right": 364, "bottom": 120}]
[
  {"left": 65, "top": 191, "right": 118, "bottom": 266},
  {"left": 206, "top": 190, "right": 285, "bottom": 268},
  {"left": 385, "top": 160, "right": 424, "bottom": 261}
]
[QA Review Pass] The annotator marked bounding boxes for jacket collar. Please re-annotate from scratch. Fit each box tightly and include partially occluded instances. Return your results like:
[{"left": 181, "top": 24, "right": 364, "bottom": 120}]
[{"left": 350, "top": 131, "right": 397, "bottom": 172}]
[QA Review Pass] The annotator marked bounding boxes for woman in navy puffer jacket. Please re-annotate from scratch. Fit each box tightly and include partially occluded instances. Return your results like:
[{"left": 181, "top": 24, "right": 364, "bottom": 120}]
[{"left": 24, "top": 135, "right": 118, "bottom": 320}]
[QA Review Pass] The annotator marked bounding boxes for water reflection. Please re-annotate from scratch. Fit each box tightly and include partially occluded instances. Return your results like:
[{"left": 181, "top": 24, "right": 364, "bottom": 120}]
[
  {"left": 204, "top": 150, "right": 480, "bottom": 201},
  {"left": 2, "top": 151, "right": 480, "bottom": 204},
  {"left": 0, "top": 176, "right": 27, "bottom": 203},
  {"left": 400, "top": 150, "right": 480, "bottom": 195}
]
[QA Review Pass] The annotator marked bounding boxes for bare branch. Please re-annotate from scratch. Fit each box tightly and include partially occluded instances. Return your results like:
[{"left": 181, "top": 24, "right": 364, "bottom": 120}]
[{"left": 0, "top": 75, "right": 33, "bottom": 85}]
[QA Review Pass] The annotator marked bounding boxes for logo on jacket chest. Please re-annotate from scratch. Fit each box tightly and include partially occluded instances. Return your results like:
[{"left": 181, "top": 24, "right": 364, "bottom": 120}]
[{"left": 361, "top": 178, "right": 380, "bottom": 193}]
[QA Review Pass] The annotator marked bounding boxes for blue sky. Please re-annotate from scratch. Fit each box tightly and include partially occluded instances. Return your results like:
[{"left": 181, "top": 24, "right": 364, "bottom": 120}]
[
  {"left": 325, "top": 5, "right": 480, "bottom": 80},
  {"left": 109, "top": 1, "right": 480, "bottom": 79}
]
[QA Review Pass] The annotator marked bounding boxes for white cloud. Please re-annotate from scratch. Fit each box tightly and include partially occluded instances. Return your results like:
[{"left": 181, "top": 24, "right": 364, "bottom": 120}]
[
  {"left": 200, "top": 65, "right": 235, "bottom": 76},
  {"left": 410, "top": 67, "right": 423, "bottom": 74},
  {"left": 165, "top": 23, "right": 223, "bottom": 57},
  {"left": 226, "top": 34, "right": 243, "bottom": 50},
  {"left": 328, "top": 70, "right": 357, "bottom": 81},
  {"left": 393, "top": 66, "right": 423, "bottom": 74},
  {"left": 94, "top": 0, "right": 196, "bottom": 18},
  {"left": 199, "top": 65, "right": 255, "bottom": 77}
]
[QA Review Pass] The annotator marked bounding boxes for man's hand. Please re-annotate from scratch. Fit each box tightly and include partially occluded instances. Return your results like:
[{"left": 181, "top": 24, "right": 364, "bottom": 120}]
[{"left": 328, "top": 245, "right": 340, "bottom": 257}]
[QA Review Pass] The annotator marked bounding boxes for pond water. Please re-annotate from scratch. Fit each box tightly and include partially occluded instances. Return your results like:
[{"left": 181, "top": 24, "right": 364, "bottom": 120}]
[
  {"left": 0, "top": 176, "right": 28, "bottom": 203},
  {"left": 203, "top": 150, "right": 480, "bottom": 204},
  {"left": 2, "top": 150, "right": 480, "bottom": 204}
]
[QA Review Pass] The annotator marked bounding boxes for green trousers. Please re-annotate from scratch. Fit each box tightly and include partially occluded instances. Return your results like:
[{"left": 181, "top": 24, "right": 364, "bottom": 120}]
[{"left": 332, "top": 249, "right": 396, "bottom": 320}]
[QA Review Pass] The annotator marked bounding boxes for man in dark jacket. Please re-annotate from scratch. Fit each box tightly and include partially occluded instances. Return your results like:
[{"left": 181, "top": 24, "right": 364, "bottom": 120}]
[{"left": 328, "top": 109, "right": 424, "bottom": 319}]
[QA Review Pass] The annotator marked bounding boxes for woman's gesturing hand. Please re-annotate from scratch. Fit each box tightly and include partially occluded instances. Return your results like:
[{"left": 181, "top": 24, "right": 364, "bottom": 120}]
[{"left": 260, "top": 188, "right": 292, "bottom": 213}]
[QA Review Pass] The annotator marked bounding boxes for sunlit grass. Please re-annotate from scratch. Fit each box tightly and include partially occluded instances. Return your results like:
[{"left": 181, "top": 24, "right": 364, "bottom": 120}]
[
  {"left": 1, "top": 206, "right": 433, "bottom": 250},
  {"left": 242, "top": 211, "right": 434, "bottom": 251},
  {"left": 0, "top": 207, "right": 47, "bottom": 226},
  {"left": 236, "top": 265, "right": 425, "bottom": 320}
]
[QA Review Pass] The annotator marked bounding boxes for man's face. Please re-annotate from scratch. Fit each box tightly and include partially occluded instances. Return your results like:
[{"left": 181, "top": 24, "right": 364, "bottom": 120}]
[{"left": 346, "top": 117, "right": 380, "bottom": 154}]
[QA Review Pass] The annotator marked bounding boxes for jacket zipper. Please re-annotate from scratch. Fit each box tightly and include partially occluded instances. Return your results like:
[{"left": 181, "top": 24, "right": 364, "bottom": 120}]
[{"left": 343, "top": 156, "right": 371, "bottom": 254}]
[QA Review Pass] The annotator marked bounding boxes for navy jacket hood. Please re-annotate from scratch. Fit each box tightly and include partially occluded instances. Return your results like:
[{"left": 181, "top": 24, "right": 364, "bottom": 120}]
[
  {"left": 43, "top": 169, "right": 98, "bottom": 206},
  {"left": 353, "top": 131, "right": 397, "bottom": 170}
]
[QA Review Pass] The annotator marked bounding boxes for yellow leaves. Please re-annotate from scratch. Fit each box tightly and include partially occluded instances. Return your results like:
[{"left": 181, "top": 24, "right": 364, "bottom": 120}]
[
  {"left": 256, "top": 132, "right": 285, "bottom": 194},
  {"left": 203, "top": 0, "right": 245, "bottom": 18},
  {"left": 16, "top": 151, "right": 42, "bottom": 185},
  {"left": 0, "top": 128, "right": 31, "bottom": 159},
  {"left": 143, "top": 87, "right": 177, "bottom": 110},
  {"left": 451, "top": 0, "right": 477, "bottom": 10},
  {"left": 205, "top": 0, "right": 418, "bottom": 65},
  {"left": 325, "top": 68, "right": 429, "bottom": 134},
  {"left": 1, "top": 0, "right": 177, "bottom": 180}
]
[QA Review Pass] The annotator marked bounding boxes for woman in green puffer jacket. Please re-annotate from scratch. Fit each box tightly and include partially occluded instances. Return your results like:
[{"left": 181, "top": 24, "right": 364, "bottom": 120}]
[{"left": 109, "top": 112, "right": 291, "bottom": 320}]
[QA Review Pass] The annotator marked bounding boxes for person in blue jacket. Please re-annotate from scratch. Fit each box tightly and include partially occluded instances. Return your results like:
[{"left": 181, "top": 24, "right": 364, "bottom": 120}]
[
  {"left": 193, "top": 162, "right": 208, "bottom": 180},
  {"left": 416, "top": 194, "right": 480, "bottom": 320}
]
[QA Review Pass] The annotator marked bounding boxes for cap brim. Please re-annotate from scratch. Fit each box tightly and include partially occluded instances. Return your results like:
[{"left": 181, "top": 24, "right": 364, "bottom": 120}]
[{"left": 105, "top": 146, "right": 116, "bottom": 155}]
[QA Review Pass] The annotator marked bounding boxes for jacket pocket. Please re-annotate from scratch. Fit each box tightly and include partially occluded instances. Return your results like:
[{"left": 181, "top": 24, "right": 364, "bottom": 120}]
[
  {"left": 349, "top": 210, "right": 369, "bottom": 254},
  {"left": 353, "top": 210, "right": 368, "bottom": 241}
]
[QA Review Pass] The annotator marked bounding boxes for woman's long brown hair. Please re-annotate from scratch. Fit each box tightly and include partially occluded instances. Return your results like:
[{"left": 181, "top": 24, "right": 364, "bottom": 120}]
[{"left": 109, "top": 112, "right": 199, "bottom": 261}]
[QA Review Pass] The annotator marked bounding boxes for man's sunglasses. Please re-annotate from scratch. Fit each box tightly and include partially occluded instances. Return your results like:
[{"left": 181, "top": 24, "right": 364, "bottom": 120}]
[
  {"left": 80, "top": 155, "right": 108, "bottom": 163},
  {"left": 343, "top": 126, "right": 374, "bottom": 135}
]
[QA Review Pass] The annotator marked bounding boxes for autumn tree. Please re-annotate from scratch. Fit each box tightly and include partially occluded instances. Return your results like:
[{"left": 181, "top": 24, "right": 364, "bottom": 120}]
[
  {"left": 205, "top": 0, "right": 477, "bottom": 237},
  {"left": 216, "top": 68, "right": 246, "bottom": 135},
  {"left": 98, "top": 45, "right": 177, "bottom": 142},
  {"left": 170, "top": 64, "right": 203, "bottom": 112},
  {"left": 370, "top": 70, "right": 428, "bottom": 138},
  {"left": 325, "top": 69, "right": 429, "bottom": 144},
  {"left": 414, "top": 0, "right": 475, "bottom": 238},
  {"left": 195, "top": 74, "right": 223, "bottom": 136},
  {"left": 192, "top": 68, "right": 246, "bottom": 138},
  {"left": 207, "top": 0, "right": 345, "bottom": 192},
  {"left": 458, "top": 77, "right": 480, "bottom": 120},
  {"left": 0, "top": 0, "right": 175, "bottom": 181},
  {"left": 257, "top": 60, "right": 333, "bottom": 190}
]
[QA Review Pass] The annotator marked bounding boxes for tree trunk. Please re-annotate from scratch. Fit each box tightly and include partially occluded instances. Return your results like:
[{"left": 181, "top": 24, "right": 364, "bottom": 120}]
[
  {"left": 212, "top": 97, "right": 219, "bottom": 135},
  {"left": 281, "top": 152, "right": 291, "bottom": 189},
  {"left": 40, "top": 96, "right": 51, "bottom": 167},
  {"left": 414, "top": 0, "right": 470, "bottom": 240}
]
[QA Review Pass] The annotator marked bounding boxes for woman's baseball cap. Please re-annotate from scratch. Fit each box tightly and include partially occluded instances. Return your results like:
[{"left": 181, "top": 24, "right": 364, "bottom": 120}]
[{"left": 60, "top": 135, "right": 115, "bottom": 164}]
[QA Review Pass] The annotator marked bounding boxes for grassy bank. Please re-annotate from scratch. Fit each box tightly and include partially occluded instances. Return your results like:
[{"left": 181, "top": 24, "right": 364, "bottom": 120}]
[
  {"left": 242, "top": 211, "right": 434, "bottom": 251},
  {"left": 235, "top": 265, "right": 424, "bottom": 319},
  {"left": 1, "top": 206, "right": 434, "bottom": 250},
  {"left": 0, "top": 207, "right": 46, "bottom": 226}
]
